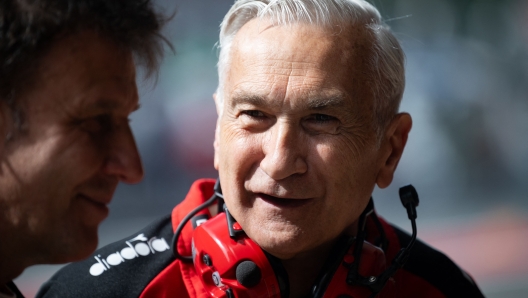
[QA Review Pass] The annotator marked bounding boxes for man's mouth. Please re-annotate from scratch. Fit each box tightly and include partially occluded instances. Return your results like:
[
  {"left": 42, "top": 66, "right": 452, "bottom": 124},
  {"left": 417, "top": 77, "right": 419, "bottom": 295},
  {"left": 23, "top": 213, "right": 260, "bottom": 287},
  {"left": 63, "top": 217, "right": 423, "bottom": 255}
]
[
  {"left": 77, "top": 194, "right": 110, "bottom": 213},
  {"left": 257, "top": 193, "right": 312, "bottom": 208}
]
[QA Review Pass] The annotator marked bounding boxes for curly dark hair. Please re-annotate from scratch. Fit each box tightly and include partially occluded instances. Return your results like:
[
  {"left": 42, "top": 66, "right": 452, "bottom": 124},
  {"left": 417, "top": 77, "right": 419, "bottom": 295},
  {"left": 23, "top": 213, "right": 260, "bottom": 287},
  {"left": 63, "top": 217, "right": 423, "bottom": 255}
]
[{"left": 0, "top": 0, "right": 170, "bottom": 101}]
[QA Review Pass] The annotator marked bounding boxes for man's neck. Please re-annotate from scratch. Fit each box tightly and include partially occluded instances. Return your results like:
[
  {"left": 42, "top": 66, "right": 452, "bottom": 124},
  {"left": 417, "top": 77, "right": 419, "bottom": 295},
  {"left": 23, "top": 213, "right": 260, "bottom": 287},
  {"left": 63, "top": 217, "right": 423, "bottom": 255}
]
[
  {"left": 0, "top": 230, "right": 32, "bottom": 287},
  {"left": 281, "top": 249, "right": 330, "bottom": 297},
  {"left": 0, "top": 256, "right": 26, "bottom": 288},
  {"left": 0, "top": 282, "right": 15, "bottom": 298},
  {"left": 279, "top": 222, "right": 359, "bottom": 298},
  {"left": 280, "top": 236, "right": 345, "bottom": 298}
]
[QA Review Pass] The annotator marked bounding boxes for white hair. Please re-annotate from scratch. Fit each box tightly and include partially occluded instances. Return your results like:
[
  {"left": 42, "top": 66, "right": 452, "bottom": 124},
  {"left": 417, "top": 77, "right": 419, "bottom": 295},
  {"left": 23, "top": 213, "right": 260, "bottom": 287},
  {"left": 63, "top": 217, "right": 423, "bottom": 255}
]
[{"left": 215, "top": 0, "right": 405, "bottom": 140}]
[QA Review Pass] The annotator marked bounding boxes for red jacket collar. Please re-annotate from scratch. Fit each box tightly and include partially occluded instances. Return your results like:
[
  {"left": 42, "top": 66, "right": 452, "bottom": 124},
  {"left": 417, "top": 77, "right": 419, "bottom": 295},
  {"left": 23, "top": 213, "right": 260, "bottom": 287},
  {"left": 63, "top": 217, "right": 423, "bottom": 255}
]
[{"left": 171, "top": 178, "right": 216, "bottom": 257}]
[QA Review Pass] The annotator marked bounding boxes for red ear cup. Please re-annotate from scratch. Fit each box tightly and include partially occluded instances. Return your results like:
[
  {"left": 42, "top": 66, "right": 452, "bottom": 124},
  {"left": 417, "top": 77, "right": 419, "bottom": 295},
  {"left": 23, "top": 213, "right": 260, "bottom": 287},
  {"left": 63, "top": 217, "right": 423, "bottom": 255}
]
[{"left": 192, "top": 213, "right": 282, "bottom": 298}]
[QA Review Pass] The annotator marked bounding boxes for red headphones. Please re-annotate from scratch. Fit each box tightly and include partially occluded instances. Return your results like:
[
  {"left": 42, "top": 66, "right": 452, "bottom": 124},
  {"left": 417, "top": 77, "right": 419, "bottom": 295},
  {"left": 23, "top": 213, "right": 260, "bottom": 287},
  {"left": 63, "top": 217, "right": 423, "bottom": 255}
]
[{"left": 172, "top": 181, "right": 419, "bottom": 298}]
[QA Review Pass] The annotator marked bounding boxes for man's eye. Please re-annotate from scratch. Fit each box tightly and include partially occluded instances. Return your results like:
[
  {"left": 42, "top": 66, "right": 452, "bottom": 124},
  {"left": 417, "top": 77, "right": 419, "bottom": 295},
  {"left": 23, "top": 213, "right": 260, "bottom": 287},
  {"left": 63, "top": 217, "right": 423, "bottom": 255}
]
[
  {"left": 241, "top": 110, "right": 266, "bottom": 119},
  {"left": 309, "top": 114, "right": 337, "bottom": 123},
  {"left": 303, "top": 114, "right": 340, "bottom": 134},
  {"left": 79, "top": 115, "right": 112, "bottom": 133}
]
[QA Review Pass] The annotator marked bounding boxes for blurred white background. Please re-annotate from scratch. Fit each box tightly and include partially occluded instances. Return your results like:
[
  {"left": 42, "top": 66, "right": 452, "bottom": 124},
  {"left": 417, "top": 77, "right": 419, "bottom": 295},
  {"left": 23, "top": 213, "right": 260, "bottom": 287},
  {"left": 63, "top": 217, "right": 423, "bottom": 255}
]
[{"left": 15, "top": 0, "right": 528, "bottom": 296}]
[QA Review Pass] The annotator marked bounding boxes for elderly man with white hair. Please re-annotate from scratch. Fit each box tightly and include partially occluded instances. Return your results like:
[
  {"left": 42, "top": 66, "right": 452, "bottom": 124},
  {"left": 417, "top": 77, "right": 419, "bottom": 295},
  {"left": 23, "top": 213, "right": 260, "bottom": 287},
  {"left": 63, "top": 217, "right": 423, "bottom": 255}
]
[{"left": 38, "top": 0, "right": 484, "bottom": 297}]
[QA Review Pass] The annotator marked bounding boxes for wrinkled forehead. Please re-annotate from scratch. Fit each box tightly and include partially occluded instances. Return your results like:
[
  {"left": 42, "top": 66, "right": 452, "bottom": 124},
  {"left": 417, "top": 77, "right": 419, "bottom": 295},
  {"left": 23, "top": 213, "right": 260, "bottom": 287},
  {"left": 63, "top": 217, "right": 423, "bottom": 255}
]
[
  {"left": 234, "top": 18, "right": 372, "bottom": 62},
  {"left": 225, "top": 18, "right": 375, "bottom": 107}
]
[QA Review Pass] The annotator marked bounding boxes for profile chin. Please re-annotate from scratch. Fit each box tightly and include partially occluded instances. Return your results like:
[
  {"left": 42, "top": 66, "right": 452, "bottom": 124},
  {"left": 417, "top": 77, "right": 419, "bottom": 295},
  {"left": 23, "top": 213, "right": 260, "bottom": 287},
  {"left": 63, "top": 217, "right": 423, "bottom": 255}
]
[
  {"left": 68, "top": 232, "right": 99, "bottom": 262},
  {"left": 50, "top": 238, "right": 98, "bottom": 264}
]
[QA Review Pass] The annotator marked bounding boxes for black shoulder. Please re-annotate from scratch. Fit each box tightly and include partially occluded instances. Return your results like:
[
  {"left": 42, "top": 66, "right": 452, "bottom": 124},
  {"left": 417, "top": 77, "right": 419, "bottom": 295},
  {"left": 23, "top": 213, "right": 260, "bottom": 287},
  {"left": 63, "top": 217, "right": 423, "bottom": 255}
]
[
  {"left": 37, "top": 214, "right": 175, "bottom": 298},
  {"left": 392, "top": 225, "right": 484, "bottom": 298}
]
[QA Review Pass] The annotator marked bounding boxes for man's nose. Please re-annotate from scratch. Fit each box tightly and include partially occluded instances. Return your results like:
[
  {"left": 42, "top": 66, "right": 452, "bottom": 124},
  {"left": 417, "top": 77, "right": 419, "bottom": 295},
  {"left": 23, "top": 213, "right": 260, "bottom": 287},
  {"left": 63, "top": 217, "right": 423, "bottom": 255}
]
[
  {"left": 259, "top": 121, "right": 307, "bottom": 180},
  {"left": 102, "top": 122, "right": 144, "bottom": 184}
]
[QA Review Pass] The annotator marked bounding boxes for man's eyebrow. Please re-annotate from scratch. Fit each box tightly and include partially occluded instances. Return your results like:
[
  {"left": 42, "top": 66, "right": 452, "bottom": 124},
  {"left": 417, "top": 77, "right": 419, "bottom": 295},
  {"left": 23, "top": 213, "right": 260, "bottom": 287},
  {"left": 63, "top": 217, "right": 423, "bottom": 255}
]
[
  {"left": 229, "top": 93, "right": 268, "bottom": 108},
  {"left": 82, "top": 98, "right": 139, "bottom": 114},
  {"left": 92, "top": 99, "right": 126, "bottom": 112},
  {"left": 305, "top": 93, "right": 347, "bottom": 110},
  {"left": 230, "top": 91, "right": 348, "bottom": 110}
]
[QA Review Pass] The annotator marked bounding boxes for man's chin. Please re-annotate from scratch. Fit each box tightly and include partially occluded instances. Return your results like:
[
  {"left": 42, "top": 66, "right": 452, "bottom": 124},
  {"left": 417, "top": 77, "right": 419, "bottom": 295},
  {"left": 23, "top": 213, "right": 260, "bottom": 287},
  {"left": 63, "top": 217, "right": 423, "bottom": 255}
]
[
  {"left": 252, "top": 234, "right": 308, "bottom": 260},
  {"left": 251, "top": 229, "right": 339, "bottom": 262},
  {"left": 48, "top": 230, "right": 99, "bottom": 264},
  {"left": 262, "top": 248, "right": 299, "bottom": 260}
]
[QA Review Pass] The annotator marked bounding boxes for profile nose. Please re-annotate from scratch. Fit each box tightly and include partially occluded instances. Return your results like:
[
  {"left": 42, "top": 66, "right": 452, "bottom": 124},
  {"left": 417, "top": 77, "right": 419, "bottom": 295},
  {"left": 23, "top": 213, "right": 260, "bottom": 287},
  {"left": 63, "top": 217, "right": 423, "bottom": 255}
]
[
  {"left": 259, "top": 121, "right": 307, "bottom": 180},
  {"left": 103, "top": 122, "right": 144, "bottom": 184}
]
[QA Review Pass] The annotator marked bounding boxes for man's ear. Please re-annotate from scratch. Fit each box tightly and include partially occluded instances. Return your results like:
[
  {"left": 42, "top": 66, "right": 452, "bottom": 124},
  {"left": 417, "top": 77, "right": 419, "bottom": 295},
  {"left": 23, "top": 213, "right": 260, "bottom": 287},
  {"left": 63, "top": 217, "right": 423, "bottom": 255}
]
[
  {"left": 213, "top": 93, "right": 221, "bottom": 170},
  {"left": 376, "top": 112, "right": 412, "bottom": 189}
]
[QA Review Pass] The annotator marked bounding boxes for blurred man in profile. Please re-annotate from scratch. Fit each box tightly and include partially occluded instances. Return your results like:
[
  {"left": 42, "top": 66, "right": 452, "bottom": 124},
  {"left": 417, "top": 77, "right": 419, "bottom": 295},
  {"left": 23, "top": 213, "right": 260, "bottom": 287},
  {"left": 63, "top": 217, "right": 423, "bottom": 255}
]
[
  {"left": 37, "top": 0, "right": 484, "bottom": 297},
  {"left": 0, "top": 0, "right": 168, "bottom": 296}
]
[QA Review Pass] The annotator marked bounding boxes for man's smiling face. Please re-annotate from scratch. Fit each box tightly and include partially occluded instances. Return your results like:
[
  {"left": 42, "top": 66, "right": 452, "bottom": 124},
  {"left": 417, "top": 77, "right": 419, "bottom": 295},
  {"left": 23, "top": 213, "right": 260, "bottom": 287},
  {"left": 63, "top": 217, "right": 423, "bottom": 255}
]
[{"left": 214, "top": 19, "right": 390, "bottom": 259}]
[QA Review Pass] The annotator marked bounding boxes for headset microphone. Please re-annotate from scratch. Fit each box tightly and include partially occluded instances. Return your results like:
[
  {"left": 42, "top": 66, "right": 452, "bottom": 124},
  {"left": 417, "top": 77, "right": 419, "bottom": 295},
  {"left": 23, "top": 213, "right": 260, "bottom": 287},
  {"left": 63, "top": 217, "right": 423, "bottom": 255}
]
[
  {"left": 343, "top": 185, "right": 419, "bottom": 297},
  {"left": 172, "top": 182, "right": 420, "bottom": 298}
]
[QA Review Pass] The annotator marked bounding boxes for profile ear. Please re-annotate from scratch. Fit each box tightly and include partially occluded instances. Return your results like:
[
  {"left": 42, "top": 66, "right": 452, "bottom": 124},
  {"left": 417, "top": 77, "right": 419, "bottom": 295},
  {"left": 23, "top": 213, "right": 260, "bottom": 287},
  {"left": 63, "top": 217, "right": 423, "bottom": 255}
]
[
  {"left": 376, "top": 113, "right": 412, "bottom": 189},
  {"left": 213, "top": 93, "right": 221, "bottom": 170}
]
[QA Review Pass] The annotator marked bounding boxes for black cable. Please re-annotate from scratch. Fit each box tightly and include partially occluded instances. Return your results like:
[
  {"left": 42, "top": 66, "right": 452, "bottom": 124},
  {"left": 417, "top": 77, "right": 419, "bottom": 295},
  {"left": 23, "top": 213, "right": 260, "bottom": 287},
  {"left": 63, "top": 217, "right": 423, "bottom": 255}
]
[
  {"left": 171, "top": 180, "right": 223, "bottom": 262},
  {"left": 367, "top": 186, "right": 419, "bottom": 297},
  {"left": 370, "top": 208, "right": 389, "bottom": 252}
]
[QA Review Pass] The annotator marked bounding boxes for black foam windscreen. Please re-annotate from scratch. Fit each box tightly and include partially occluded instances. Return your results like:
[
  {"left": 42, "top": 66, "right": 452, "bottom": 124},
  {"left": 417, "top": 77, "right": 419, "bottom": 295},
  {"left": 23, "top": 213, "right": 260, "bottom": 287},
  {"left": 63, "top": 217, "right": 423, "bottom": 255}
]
[
  {"left": 399, "top": 185, "right": 419, "bottom": 220},
  {"left": 236, "top": 260, "right": 262, "bottom": 288}
]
